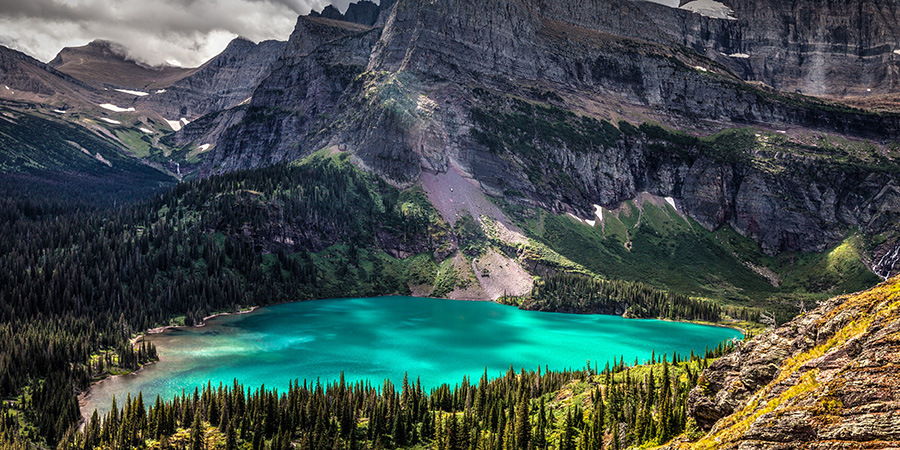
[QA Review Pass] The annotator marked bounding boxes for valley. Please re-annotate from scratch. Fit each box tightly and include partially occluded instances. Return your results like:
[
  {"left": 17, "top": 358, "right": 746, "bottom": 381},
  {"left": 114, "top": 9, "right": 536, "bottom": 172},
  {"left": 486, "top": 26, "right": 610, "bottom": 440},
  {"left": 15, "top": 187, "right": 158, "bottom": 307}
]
[{"left": 1, "top": 0, "right": 900, "bottom": 448}]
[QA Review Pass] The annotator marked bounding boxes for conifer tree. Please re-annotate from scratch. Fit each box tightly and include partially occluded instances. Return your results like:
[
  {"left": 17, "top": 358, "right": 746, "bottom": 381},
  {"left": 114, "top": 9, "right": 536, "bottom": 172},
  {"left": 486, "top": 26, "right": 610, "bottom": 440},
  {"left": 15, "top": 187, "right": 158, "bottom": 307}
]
[{"left": 514, "top": 388, "right": 531, "bottom": 450}]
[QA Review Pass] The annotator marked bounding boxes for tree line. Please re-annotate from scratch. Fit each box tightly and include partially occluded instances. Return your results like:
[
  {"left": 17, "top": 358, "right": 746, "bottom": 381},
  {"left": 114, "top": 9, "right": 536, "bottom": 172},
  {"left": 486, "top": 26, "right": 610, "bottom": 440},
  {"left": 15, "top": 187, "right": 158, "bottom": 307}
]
[
  {"left": 523, "top": 273, "right": 730, "bottom": 322},
  {"left": 46, "top": 340, "right": 737, "bottom": 450},
  {"left": 0, "top": 154, "right": 444, "bottom": 446}
]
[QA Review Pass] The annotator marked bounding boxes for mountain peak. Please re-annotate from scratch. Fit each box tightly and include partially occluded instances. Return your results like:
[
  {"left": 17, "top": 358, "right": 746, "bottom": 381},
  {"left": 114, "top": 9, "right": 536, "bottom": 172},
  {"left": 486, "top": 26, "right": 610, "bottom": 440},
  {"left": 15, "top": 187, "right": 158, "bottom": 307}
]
[
  {"left": 84, "top": 39, "right": 129, "bottom": 57},
  {"left": 48, "top": 40, "right": 196, "bottom": 90},
  {"left": 49, "top": 39, "right": 132, "bottom": 68},
  {"left": 309, "top": 0, "right": 390, "bottom": 27}
]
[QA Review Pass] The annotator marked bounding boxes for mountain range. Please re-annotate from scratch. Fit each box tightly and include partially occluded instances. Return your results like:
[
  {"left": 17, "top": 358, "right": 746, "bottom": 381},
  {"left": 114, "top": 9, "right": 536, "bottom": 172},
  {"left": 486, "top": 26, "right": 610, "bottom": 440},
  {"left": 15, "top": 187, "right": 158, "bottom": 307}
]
[
  {"left": 2, "top": 0, "right": 899, "bottom": 320},
  {"left": 2, "top": 0, "right": 900, "bottom": 446}
]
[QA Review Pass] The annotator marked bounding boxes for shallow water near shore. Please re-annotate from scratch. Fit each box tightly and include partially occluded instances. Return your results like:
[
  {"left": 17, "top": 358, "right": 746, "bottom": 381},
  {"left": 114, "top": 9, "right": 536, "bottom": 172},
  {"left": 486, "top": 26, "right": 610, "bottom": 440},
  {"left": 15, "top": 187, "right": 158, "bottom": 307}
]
[{"left": 81, "top": 296, "right": 741, "bottom": 418}]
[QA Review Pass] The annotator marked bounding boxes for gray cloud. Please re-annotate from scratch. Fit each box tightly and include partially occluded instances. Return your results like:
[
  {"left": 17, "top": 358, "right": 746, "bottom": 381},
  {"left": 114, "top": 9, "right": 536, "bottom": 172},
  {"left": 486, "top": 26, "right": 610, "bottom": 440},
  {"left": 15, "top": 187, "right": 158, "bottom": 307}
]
[{"left": 0, "top": 0, "right": 357, "bottom": 67}]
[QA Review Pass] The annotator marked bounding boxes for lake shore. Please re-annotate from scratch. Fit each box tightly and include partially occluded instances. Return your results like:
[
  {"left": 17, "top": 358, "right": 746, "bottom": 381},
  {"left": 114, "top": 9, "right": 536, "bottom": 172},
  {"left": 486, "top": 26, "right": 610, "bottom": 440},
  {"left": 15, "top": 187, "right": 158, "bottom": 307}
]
[
  {"left": 81, "top": 297, "right": 749, "bottom": 422},
  {"left": 83, "top": 306, "right": 261, "bottom": 422},
  {"left": 654, "top": 317, "right": 753, "bottom": 337},
  {"left": 130, "top": 306, "right": 260, "bottom": 345}
]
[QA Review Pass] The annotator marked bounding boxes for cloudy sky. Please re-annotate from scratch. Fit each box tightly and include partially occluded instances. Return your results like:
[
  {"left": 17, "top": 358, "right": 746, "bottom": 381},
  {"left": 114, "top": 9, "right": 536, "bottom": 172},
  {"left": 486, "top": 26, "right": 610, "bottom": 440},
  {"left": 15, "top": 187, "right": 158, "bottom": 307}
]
[{"left": 0, "top": 0, "right": 364, "bottom": 67}]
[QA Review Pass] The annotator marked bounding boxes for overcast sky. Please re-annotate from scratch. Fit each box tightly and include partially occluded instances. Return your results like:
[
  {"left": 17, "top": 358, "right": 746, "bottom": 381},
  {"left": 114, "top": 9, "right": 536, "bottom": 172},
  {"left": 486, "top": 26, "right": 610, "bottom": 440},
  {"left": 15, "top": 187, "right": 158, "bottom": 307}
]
[{"left": 0, "top": 0, "right": 364, "bottom": 67}]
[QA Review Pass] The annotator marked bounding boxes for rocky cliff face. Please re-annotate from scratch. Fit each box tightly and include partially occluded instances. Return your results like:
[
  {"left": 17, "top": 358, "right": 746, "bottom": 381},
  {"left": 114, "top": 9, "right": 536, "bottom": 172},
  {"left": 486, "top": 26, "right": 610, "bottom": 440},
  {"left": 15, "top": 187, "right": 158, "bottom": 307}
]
[
  {"left": 478, "top": 97, "right": 900, "bottom": 256},
  {"left": 207, "top": 0, "right": 900, "bottom": 265},
  {"left": 136, "top": 38, "right": 285, "bottom": 121},
  {"left": 310, "top": 0, "right": 397, "bottom": 27},
  {"left": 206, "top": 0, "right": 900, "bottom": 262},
  {"left": 674, "top": 275, "right": 900, "bottom": 449},
  {"left": 204, "top": 16, "right": 380, "bottom": 173},
  {"left": 636, "top": 0, "right": 900, "bottom": 98}
]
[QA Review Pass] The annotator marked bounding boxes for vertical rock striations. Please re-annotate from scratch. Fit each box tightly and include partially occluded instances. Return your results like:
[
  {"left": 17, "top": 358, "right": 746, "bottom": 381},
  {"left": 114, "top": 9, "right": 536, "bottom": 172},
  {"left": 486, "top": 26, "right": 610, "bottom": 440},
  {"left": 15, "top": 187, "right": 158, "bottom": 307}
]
[
  {"left": 208, "top": 0, "right": 900, "bottom": 260},
  {"left": 137, "top": 38, "right": 285, "bottom": 120},
  {"left": 206, "top": 16, "right": 381, "bottom": 173},
  {"left": 636, "top": 0, "right": 900, "bottom": 97}
]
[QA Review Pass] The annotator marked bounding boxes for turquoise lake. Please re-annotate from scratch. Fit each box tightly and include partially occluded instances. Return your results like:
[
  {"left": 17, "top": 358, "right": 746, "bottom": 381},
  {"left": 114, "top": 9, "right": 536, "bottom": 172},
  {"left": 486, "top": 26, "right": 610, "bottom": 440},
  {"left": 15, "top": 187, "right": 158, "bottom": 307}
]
[{"left": 81, "top": 296, "right": 741, "bottom": 418}]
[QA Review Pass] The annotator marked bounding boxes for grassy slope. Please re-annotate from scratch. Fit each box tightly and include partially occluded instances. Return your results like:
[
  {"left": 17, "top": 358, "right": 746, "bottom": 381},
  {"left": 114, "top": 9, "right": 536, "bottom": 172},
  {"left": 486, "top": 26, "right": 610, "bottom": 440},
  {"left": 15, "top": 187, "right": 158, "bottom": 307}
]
[
  {"left": 499, "top": 197, "right": 880, "bottom": 321},
  {"left": 0, "top": 106, "right": 175, "bottom": 205},
  {"left": 0, "top": 107, "right": 148, "bottom": 174}
]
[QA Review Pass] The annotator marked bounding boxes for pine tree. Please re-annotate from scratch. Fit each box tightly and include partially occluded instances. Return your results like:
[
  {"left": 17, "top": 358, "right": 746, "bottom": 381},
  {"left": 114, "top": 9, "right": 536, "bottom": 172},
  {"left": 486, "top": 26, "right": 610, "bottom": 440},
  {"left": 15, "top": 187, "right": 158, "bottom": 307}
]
[
  {"left": 560, "top": 409, "right": 575, "bottom": 450},
  {"left": 514, "top": 389, "right": 531, "bottom": 450},
  {"left": 225, "top": 422, "right": 237, "bottom": 450},
  {"left": 190, "top": 414, "right": 203, "bottom": 450}
]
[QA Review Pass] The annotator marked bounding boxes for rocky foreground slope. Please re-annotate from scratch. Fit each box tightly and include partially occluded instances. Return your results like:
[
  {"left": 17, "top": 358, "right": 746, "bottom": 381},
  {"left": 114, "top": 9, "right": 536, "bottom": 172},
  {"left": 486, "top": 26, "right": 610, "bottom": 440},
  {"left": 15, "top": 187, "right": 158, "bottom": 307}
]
[{"left": 674, "top": 276, "right": 900, "bottom": 449}]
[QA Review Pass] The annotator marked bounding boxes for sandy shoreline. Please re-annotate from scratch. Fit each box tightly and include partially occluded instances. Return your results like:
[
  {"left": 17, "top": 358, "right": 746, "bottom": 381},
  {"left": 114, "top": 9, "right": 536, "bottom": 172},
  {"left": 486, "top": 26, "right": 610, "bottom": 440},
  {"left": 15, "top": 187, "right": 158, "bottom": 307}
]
[{"left": 83, "top": 306, "right": 261, "bottom": 420}]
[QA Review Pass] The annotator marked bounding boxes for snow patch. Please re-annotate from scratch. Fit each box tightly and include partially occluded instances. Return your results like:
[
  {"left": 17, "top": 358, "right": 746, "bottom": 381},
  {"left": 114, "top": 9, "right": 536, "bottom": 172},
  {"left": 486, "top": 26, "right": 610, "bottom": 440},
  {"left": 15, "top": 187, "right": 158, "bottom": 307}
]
[
  {"left": 197, "top": 144, "right": 211, "bottom": 152},
  {"left": 569, "top": 207, "right": 604, "bottom": 227},
  {"left": 665, "top": 197, "right": 677, "bottom": 210},
  {"left": 238, "top": 97, "right": 252, "bottom": 106},
  {"left": 53, "top": 109, "right": 67, "bottom": 114},
  {"left": 3, "top": 86, "right": 8, "bottom": 90},
  {"left": 776, "top": 130, "right": 787, "bottom": 134},
  {"left": 94, "top": 153, "right": 112, "bottom": 167},
  {"left": 99, "top": 103, "right": 135, "bottom": 113},
  {"left": 680, "top": 0, "right": 737, "bottom": 20},
  {"left": 114, "top": 89, "right": 149, "bottom": 97},
  {"left": 180, "top": 118, "right": 191, "bottom": 126},
  {"left": 894, "top": 49, "right": 900, "bottom": 56},
  {"left": 164, "top": 119, "right": 182, "bottom": 131},
  {"left": 155, "top": 89, "right": 167, "bottom": 94},
  {"left": 100, "top": 118, "right": 121, "bottom": 125},
  {"left": 593, "top": 204, "right": 604, "bottom": 223},
  {"left": 643, "top": 0, "right": 680, "bottom": 6},
  {"left": 729, "top": 53, "right": 750, "bottom": 58},
  {"left": 139, "top": 127, "right": 153, "bottom": 134},
  {"left": 694, "top": 66, "right": 708, "bottom": 72}
]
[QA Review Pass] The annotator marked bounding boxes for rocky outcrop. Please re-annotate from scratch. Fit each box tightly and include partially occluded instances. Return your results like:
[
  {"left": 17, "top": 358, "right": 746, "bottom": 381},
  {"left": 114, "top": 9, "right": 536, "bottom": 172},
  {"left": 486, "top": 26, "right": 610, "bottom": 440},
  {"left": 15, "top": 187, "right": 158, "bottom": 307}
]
[
  {"left": 673, "top": 276, "right": 900, "bottom": 449},
  {"left": 169, "top": 105, "right": 248, "bottom": 152},
  {"left": 310, "top": 0, "right": 397, "bottom": 27}
]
